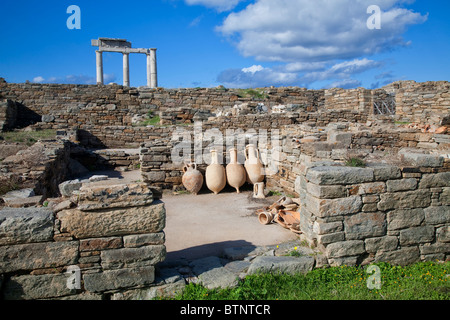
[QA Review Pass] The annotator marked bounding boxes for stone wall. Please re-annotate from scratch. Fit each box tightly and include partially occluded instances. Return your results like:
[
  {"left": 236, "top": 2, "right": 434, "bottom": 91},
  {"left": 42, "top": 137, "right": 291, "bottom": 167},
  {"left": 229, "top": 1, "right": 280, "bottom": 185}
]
[
  {"left": 384, "top": 81, "right": 450, "bottom": 125},
  {"left": 0, "top": 139, "right": 71, "bottom": 199},
  {"left": 293, "top": 154, "right": 449, "bottom": 266},
  {"left": 0, "top": 99, "right": 17, "bottom": 131},
  {"left": 0, "top": 183, "right": 166, "bottom": 300},
  {"left": 1, "top": 80, "right": 448, "bottom": 147}
]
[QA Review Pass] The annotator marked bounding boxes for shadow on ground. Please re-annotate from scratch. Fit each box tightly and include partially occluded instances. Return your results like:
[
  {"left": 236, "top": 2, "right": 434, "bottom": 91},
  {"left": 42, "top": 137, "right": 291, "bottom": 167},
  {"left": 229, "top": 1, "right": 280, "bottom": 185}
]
[{"left": 165, "top": 240, "right": 256, "bottom": 262}]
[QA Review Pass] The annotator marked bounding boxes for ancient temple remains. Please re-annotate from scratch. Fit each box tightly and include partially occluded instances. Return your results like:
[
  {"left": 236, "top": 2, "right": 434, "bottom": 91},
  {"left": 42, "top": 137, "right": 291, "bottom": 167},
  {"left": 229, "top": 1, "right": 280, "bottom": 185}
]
[{"left": 91, "top": 38, "right": 157, "bottom": 88}]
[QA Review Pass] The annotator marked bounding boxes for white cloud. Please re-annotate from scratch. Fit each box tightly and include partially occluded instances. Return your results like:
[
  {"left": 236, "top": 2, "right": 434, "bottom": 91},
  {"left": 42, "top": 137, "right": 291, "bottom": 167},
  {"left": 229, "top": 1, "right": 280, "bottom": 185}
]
[
  {"left": 242, "top": 65, "right": 264, "bottom": 73},
  {"left": 326, "top": 79, "right": 362, "bottom": 89},
  {"left": 32, "top": 76, "right": 45, "bottom": 83},
  {"left": 31, "top": 74, "right": 116, "bottom": 85},
  {"left": 301, "top": 58, "right": 383, "bottom": 83},
  {"left": 184, "top": 0, "right": 244, "bottom": 12},
  {"left": 217, "top": 0, "right": 427, "bottom": 63}
]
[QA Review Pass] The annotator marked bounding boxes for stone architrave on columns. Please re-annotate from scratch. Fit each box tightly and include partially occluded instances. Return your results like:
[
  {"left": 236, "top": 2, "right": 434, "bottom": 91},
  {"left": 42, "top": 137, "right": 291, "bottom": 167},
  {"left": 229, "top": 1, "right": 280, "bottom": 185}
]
[{"left": 92, "top": 38, "right": 158, "bottom": 88}]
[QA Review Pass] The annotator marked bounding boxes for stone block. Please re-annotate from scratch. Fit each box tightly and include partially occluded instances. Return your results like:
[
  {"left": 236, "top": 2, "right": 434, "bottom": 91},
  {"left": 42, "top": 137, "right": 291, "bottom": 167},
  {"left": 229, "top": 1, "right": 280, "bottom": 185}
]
[
  {"left": 123, "top": 232, "right": 165, "bottom": 248},
  {"left": 375, "top": 247, "right": 420, "bottom": 266},
  {"left": 80, "top": 237, "right": 123, "bottom": 251},
  {"left": 3, "top": 273, "right": 77, "bottom": 300},
  {"left": 100, "top": 245, "right": 166, "bottom": 269},
  {"left": 401, "top": 152, "right": 444, "bottom": 167},
  {"left": 364, "top": 236, "right": 398, "bottom": 253},
  {"left": 306, "top": 194, "right": 362, "bottom": 218},
  {"left": 436, "top": 226, "right": 449, "bottom": 243},
  {"left": 419, "top": 172, "right": 450, "bottom": 189},
  {"left": 424, "top": 206, "right": 450, "bottom": 225},
  {"left": 387, "top": 208, "right": 425, "bottom": 231},
  {"left": 0, "top": 207, "right": 54, "bottom": 245},
  {"left": 74, "top": 183, "right": 154, "bottom": 211},
  {"left": 142, "top": 171, "right": 166, "bottom": 182},
  {"left": 399, "top": 226, "right": 435, "bottom": 245},
  {"left": 57, "top": 200, "right": 165, "bottom": 239},
  {"left": 111, "top": 279, "right": 186, "bottom": 300},
  {"left": 420, "top": 242, "right": 450, "bottom": 255},
  {"left": 344, "top": 211, "right": 386, "bottom": 240},
  {"left": 58, "top": 179, "right": 82, "bottom": 197},
  {"left": 0, "top": 241, "right": 79, "bottom": 273},
  {"left": 247, "top": 256, "right": 315, "bottom": 275},
  {"left": 306, "top": 166, "right": 374, "bottom": 185},
  {"left": 313, "top": 221, "right": 343, "bottom": 235},
  {"left": 317, "top": 232, "right": 345, "bottom": 245},
  {"left": 326, "top": 240, "right": 365, "bottom": 258},
  {"left": 351, "top": 182, "right": 386, "bottom": 195},
  {"left": 367, "top": 163, "right": 402, "bottom": 181},
  {"left": 440, "top": 188, "right": 450, "bottom": 205},
  {"left": 83, "top": 266, "right": 155, "bottom": 293},
  {"left": 89, "top": 175, "right": 108, "bottom": 182},
  {"left": 378, "top": 190, "right": 431, "bottom": 211},
  {"left": 386, "top": 178, "right": 417, "bottom": 192},
  {"left": 306, "top": 183, "right": 346, "bottom": 199}
]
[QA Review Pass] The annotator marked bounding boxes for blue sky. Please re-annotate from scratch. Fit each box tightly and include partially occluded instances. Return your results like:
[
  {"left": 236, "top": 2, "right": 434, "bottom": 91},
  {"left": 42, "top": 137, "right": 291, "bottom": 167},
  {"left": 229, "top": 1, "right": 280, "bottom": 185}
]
[{"left": 0, "top": 0, "right": 448, "bottom": 89}]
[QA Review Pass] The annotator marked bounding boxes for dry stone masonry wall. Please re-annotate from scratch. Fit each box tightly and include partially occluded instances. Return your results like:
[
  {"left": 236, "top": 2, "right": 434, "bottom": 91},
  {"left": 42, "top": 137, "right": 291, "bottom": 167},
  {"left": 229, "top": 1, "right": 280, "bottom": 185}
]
[
  {"left": 295, "top": 157, "right": 449, "bottom": 266},
  {"left": 0, "top": 183, "right": 166, "bottom": 300}
]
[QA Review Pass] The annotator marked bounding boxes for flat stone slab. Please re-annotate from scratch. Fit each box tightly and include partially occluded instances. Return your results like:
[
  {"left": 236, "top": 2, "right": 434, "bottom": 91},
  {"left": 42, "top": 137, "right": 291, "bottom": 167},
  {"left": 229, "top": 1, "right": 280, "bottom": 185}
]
[
  {"left": 88, "top": 175, "right": 109, "bottom": 182},
  {"left": 1, "top": 188, "right": 36, "bottom": 204},
  {"left": 0, "top": 207, "right": 54, "bottom": 245},
  {"left": 247, "top": 256, "right": 315, "bottom": 275},
  {"left": 402, "top": 152, "right": 444, "bottom": 167},
  {"left": 3, "top": 195, "right": 43, "bottom": 208},
  {"left": 74, "top": 183, "right": 154, "bottom": 211},
  {"left": 190, "top": 256, "right": 239, "bottom": 289},
  {"left": 306, "top": 166, "right": 374, "bottom": 185},
  {"left": 57, "top": 200, "right": 165, "bottom": 239}
]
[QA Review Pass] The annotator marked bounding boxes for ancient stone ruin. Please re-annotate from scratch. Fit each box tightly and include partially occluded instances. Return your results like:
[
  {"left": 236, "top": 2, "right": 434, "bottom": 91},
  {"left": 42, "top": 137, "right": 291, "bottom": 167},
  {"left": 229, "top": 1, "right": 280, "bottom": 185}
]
[{"left": 0, "top": 77, "right": 448, "bottom": 299}]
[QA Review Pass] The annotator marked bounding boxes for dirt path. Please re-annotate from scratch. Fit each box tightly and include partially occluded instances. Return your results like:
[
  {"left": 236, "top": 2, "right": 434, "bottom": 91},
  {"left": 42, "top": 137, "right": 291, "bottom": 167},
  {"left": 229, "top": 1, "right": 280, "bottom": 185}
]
[{"left": 163, "top": 191, "right": 299, "bottom": 261}]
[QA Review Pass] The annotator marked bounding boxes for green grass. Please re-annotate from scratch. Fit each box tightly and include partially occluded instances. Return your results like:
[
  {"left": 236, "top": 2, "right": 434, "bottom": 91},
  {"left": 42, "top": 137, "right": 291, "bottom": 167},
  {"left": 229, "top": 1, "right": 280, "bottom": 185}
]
[
  {"left": 0, "top": 129, "right": 57, "bottom": 146},
  {"left": 345, "top": 157, "right": 366, "bottom": 168},
  {"left": 165, "top": 261, "right": 449, "bottom": 300},
  {"left": 267, "top": 190, "right": 283, "bottom": 197},
  {"left": 138, "top": 115, "right": 161, "bottom": 126},
  {"left": 237, "top": 89, "right": 268, "bottom": 100}
]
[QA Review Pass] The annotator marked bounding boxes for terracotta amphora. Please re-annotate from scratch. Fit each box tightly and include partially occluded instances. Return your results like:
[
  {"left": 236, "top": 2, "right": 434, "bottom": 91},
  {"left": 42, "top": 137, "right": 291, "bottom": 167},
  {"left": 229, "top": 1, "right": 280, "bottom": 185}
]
[
  {"left": 244, "top": 144, "right": 265, "bottom": 184},
  {"left": 182, "top": 163, "right": 203, "bottom": 195},
  {"left": 226, "top": 148, "right": 246, "bottom": 193},
  {"left": 205, "top": 149, "right": 226, "bottom": 194},
  {"left": 253, "top": 182, "right": 266, "bottom": 199}
]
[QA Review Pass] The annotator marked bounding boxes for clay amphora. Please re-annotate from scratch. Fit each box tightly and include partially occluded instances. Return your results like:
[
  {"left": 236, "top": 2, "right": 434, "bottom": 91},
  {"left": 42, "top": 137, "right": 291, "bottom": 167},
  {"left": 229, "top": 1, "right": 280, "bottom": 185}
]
[
  {"left": 253, "top": 182, "right": 266, "bottom": 199},
  {"left": 226, "top": 148, "right": 246, "bottom": 193},
  {"left": 244, "top": 144, "right": 265, "bottom": 184},
  {"left": 205, "top": 149, "right": 226, "bottom": 194},
  {"left": 182, "top": 163, "right": 203, "bottom": 195}
]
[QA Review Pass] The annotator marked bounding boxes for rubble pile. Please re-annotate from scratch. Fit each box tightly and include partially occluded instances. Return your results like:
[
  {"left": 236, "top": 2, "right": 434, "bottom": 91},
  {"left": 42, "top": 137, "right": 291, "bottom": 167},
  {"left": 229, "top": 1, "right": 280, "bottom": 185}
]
[{"left": 256, "top": 196, "right": 301, "bottom": 234}]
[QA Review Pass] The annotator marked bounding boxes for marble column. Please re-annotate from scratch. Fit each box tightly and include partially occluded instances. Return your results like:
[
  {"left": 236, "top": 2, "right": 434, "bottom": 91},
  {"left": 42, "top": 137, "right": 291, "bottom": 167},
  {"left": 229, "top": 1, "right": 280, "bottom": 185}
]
[
  {"left": 150, "top": 49, "right": 157, "bottom": 88},
  {"left": 146, "top": 53, "right": 152, "bottom": 88},
  {"left": 96, "top": 51, "right": 103, "bottom": 85},
  {"left": 123, "top": 53, "right": 130, "bottom": 87}
]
